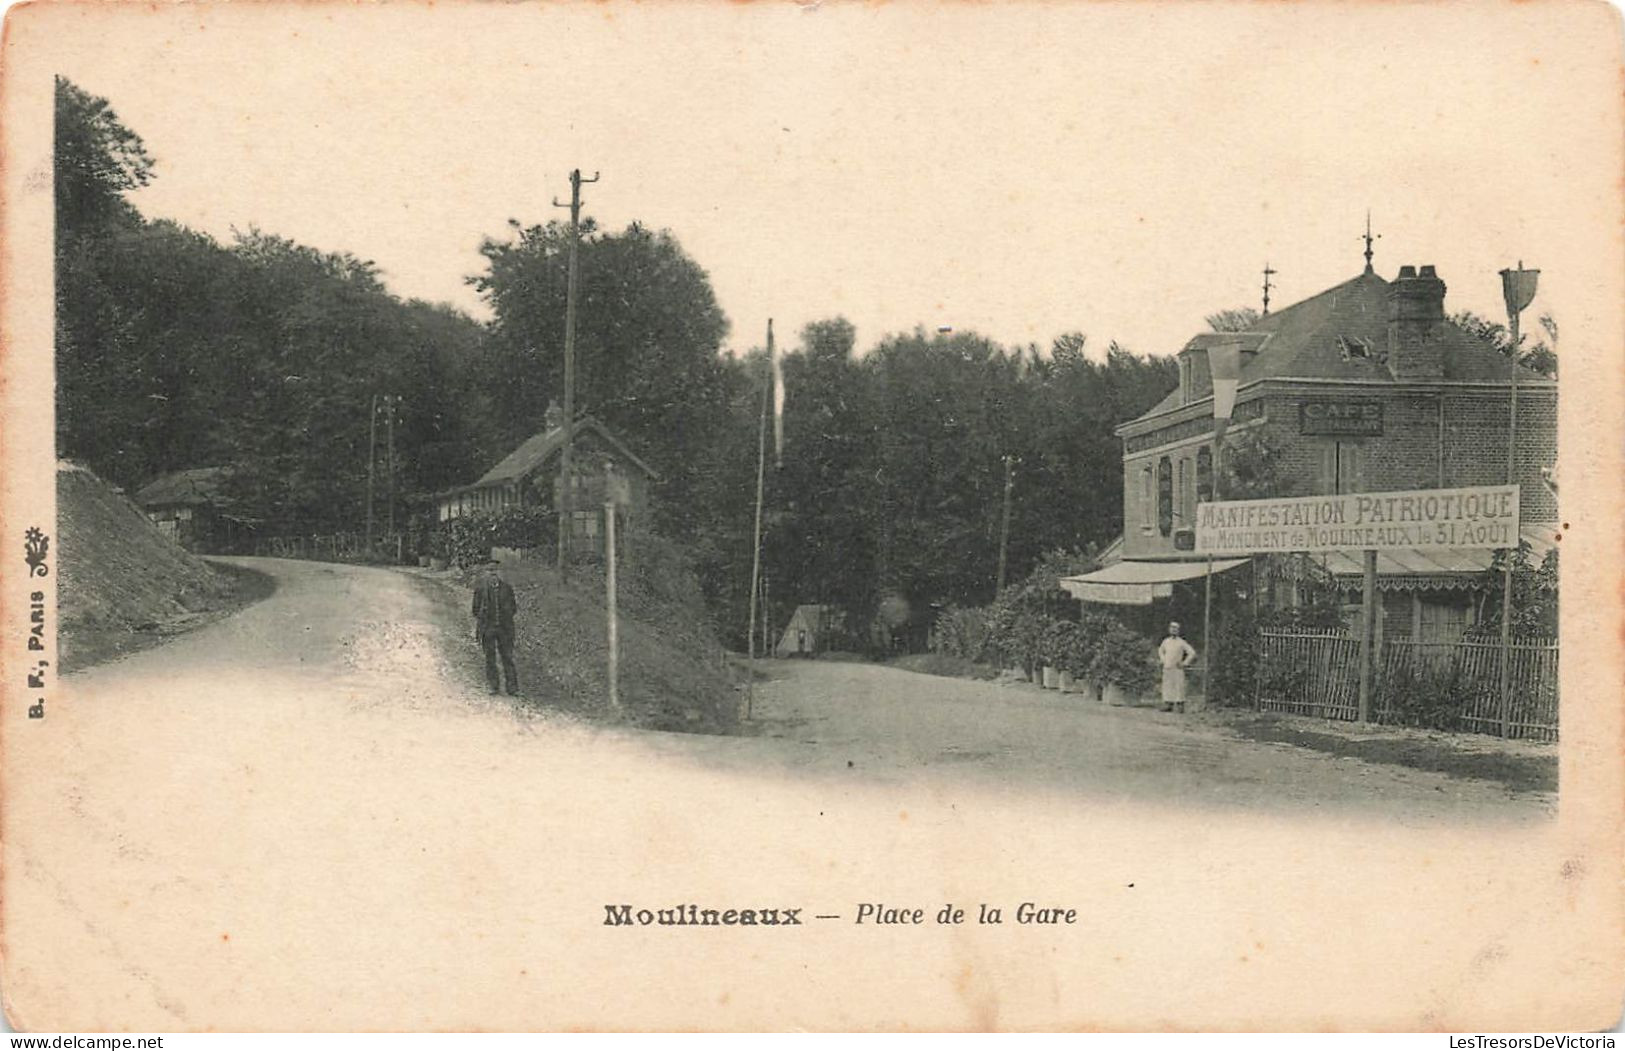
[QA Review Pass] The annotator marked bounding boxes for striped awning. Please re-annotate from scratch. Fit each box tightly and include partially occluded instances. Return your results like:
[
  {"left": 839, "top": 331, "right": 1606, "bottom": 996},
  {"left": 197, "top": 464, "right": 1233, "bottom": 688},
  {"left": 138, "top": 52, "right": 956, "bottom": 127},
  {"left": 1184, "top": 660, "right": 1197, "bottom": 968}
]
[
  {"left": 1320, "top": 522, "right": 1559, "bottom": 590},
  {"left": 1060, "top": 558, "right": 1250, "bottom": 606}
]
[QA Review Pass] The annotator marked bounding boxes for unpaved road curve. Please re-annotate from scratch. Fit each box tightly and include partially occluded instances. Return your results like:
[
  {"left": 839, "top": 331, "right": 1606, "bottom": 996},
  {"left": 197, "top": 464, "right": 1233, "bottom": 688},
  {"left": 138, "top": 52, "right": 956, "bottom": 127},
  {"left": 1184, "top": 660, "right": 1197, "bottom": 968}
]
[{"left": 2, "top": 557, "right": 1567, "bottom": 1031}]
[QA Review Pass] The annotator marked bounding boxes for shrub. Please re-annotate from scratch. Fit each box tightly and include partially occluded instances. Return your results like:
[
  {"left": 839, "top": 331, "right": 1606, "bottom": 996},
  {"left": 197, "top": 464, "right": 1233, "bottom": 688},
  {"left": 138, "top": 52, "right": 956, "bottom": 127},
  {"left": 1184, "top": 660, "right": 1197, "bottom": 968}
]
[
  {"left": 1063, "top": 608, "right": 1115, "bottom": 680},
  {"left": 932, "top": 604, "right": 993, "bottom": 662},
  {"left": 1206, "top": 611, "right": 1262, "bottom": 707},
  {"left": 432, "top": 507, "right": 555, "bottom": 568},
  {"left": 1376, "top": 653, "right": 1475, "bottom": 732},
  {"left": 1038, "top": 619, "right": 1078, "bottom": 669},
  {"left": 1088, "top": 622, "right": 1157, "bottom": 695},
  {"left": 1002, "top": 609, "right": 1045, "bottom": 673},
  {"left": 1254, "top": 645, "right": 1307, "bottom": 705}
]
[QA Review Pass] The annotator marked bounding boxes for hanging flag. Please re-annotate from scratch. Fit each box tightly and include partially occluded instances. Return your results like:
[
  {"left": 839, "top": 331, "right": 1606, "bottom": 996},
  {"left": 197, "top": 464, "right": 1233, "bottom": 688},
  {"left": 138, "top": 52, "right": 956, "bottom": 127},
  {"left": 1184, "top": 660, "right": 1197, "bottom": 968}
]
[
  {"left": 1500, "top": 265, "right": 1539, "bottom": 317},
  {"left": 769, "top": 318, "right": 785, "bottom": 467},
  {"left": 1209, "top": 338, "right": 1243, "bottom": 441}
]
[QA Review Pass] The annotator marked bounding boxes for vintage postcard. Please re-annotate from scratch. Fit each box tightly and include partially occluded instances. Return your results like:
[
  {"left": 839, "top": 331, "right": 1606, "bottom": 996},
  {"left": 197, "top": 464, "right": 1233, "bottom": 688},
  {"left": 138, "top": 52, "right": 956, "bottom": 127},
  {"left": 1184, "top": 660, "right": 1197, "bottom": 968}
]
[{"left": 2, "top": 0, "right": 1622, "bottom": 1033}]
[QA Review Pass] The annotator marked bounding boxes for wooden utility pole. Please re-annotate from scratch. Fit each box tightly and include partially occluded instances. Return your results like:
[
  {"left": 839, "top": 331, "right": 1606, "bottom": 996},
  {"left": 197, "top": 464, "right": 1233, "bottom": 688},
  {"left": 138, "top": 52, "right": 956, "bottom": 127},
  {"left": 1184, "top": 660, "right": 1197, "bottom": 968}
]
[
  {"left": 1357, "top": 548, "right": 1377, "bottom": 724},
  {"left": 745, "top": 322, "right": 773, "bottom": 719},
  {"left": 996, "top": 454, "right": 1015, "bottom": 593},
  {"left": 605, "top": 496, "right": 620, "bottom": 713},
  {"left": 553, "top": 168, "right": 600, "bottom": 578},
  {"left": 365, "top": 392, "right": 378, "bottom": 545},
  {"left": 385, "top": 394, "right": 397, "bottom": 539}
]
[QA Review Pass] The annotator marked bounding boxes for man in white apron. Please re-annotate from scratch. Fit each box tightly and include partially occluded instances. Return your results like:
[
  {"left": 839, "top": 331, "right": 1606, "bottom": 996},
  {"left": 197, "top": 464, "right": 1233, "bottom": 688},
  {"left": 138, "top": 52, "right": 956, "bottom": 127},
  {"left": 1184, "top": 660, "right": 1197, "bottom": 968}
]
[{"left": 1158, "top": 621, "right": 1197, "bottom": 713}]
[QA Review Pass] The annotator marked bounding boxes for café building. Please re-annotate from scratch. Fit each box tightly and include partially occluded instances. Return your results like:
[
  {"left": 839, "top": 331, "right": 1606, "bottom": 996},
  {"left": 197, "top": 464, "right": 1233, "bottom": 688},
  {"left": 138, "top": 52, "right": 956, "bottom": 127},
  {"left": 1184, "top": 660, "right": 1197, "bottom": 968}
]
[{"left": 1067, "top": 260, "right": 1557, "bottom": 645}]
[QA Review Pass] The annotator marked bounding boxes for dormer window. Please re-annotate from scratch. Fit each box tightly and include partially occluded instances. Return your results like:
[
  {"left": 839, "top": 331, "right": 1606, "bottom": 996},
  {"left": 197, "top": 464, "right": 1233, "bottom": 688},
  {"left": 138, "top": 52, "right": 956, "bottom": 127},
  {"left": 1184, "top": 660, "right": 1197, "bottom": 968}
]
[{"left": 1337, "top": 335, "right": 1383, "bottom": 363}]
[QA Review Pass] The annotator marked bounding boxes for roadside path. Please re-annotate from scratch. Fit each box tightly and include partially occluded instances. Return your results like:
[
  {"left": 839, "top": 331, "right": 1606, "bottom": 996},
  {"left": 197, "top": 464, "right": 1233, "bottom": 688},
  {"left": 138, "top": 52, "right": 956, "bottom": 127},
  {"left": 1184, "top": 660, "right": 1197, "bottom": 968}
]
[{"left": 2, "top": 558, "right": 1555, "bottom": 1030}]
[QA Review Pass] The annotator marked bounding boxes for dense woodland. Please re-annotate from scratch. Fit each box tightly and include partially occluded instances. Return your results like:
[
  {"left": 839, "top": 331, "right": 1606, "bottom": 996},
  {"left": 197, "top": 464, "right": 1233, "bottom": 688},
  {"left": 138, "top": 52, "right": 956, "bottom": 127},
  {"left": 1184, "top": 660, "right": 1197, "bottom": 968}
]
[{"left": 54, "top": 79, "right": 1551, "bottom": 650}]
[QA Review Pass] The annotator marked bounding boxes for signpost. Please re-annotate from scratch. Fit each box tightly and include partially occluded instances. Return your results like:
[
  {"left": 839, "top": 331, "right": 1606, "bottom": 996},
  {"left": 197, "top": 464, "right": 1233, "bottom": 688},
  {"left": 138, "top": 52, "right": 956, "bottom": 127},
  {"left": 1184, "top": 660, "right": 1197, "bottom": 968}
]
[
  {"left": 603, "top": 460, "right": 629, "bottom": 715},
  {"left": 1197, "top": 484, "right": 1521, "bottom": 725}
]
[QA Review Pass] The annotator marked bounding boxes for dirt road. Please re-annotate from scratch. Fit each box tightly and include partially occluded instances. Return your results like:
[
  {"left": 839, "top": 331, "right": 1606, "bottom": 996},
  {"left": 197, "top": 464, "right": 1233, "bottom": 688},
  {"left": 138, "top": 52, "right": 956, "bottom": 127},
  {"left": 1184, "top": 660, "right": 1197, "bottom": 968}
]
[
  {"left": 3, "top": 557, "right": 1572, "bottom": 1031},
  {"left": 716, "top": 659, "right": 1554, "bottom": 815}
]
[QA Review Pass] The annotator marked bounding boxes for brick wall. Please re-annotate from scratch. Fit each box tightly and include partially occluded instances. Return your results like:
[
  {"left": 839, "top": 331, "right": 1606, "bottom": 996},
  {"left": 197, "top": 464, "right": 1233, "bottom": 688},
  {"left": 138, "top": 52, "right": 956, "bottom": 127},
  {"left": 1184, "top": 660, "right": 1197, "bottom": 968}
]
[{"left": 1117, "top": 383, "right": 1558, "bottom": 559}]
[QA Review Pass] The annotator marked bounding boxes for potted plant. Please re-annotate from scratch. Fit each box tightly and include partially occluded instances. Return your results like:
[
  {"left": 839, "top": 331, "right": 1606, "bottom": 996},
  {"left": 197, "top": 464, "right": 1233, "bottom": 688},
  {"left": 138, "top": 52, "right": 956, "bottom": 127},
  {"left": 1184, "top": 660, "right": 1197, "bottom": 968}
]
[
  {"left": 984, "top": 600, "right": 1023, "bottom": 677},
  {"left": 1040, "top": 619, "right": 1076, "bottom": 690},
  {"left": 1009, "top": 610, "right": 1044, "bottom": 682},
  {"left": 1065, "top": 609, "right": 1114, "bottom": 702},
  {"left": 1090, "top": 623, "right": 1157, "bottom": 706},
  {"left": 1062, "top": 612, "right": 1102, "bottom": 701}
]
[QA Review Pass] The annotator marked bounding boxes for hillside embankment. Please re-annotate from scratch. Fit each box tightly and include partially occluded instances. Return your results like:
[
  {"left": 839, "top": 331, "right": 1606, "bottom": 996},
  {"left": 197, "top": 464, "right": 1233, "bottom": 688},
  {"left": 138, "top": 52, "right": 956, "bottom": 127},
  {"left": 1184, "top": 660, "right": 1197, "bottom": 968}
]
[{"left": 55, "top": 462, "right": 272, "bottom": 671}]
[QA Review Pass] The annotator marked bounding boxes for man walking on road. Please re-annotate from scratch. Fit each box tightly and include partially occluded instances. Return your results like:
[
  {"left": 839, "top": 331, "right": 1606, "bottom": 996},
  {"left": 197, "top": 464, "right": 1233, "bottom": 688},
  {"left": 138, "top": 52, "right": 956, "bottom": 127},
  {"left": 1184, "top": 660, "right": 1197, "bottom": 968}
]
[
  {"left": 472, "top": 558, "right": 519, "bottom": 696},
  {"left": 1158, "top": 621, "right": 1197, "bottom": 713}
]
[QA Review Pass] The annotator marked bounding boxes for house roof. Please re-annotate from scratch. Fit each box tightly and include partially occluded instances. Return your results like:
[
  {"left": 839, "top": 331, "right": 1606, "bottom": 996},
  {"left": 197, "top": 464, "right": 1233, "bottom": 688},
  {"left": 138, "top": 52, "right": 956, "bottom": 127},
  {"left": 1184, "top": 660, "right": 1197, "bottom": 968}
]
[
  {"left": 455, "top": 415, "right": 659, "bottom": 495},
  {"left": 134, "top": 466, "right": 231, "bottom": 507},
  {"left": 1131, "top": 269, "right": 1550, "bottom": 424}
]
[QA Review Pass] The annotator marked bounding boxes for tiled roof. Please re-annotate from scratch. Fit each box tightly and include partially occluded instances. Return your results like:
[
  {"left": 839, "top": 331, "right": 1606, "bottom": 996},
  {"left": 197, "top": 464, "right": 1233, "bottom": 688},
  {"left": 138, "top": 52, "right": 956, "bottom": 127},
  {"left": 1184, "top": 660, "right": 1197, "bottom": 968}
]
[
  {"left": 134, "top": 466, "right": 230, "bottom": 507},
  {"left": 469, "top": 416, "right": 659, "bottom": 489},
  {"left": 1133, "top": 269, "right": 1548, "bottom": 422}
]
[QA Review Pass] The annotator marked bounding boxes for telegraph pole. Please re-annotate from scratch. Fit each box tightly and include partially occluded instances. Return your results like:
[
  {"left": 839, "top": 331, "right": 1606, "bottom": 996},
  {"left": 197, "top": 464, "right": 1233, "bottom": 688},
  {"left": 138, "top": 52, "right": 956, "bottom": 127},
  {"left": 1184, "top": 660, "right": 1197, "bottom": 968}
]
[
  {"left": 365, "top": 392, "right": 378, "bottom": 546},
  {"left": 553, "top": 168, "right": 600, "bottom": 578},
  {"left": 996, "top": 454, "right": 1015, "bottom": 593},
  {"left": 745, "top": 322, "right": 773, "bottom": 719},
  {"left": 385, "top": 394, "right": 397, "bottom": 540}
]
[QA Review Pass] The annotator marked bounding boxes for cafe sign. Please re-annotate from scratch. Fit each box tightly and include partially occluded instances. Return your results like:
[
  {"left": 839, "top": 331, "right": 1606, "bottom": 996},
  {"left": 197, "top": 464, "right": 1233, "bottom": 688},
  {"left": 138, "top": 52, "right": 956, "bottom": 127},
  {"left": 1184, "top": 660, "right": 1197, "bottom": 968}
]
[
  {"left": 1300, "top": 399, "right": 1382, "bottom": 436},
  {"left": 1195, "top": 484, "right": 1520, "bottom": 555}
]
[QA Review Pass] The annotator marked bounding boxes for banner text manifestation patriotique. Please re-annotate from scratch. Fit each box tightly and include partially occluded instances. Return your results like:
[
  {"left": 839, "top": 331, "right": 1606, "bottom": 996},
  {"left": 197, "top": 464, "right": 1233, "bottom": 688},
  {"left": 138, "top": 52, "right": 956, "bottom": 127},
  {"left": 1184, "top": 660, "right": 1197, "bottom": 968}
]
[{"left": 1194, "top": 485, "right": 1520, "bottom": 555}]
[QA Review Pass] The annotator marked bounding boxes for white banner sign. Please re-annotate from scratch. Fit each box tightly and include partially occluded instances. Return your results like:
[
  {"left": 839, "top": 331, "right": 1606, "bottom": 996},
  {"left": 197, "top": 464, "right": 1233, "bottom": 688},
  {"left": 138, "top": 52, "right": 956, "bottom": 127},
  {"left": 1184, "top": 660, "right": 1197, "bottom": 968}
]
[{"left": 1195, "top": 485, "right": 1520, "bottom": 555}]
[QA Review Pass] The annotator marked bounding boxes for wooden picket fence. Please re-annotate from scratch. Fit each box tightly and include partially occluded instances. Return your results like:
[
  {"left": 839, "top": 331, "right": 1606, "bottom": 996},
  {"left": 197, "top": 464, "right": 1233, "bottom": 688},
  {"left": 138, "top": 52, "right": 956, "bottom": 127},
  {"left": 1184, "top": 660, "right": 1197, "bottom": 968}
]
[
  {"left": 1256, "top": 630, "right": 1558, "bottom": 741},
  {"left": 253, "top": 531, "right": 406, "bottom": 564},
  {"left": 1256, "top": 629, "right": 1363, "bottom": 722}
]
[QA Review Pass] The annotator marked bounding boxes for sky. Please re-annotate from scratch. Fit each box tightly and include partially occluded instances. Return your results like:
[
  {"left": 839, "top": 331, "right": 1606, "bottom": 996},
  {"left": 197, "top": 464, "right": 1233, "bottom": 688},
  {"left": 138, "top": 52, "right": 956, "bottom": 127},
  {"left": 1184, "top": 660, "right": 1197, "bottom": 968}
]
[{"left": 34, "top": 2, "right": 1623, "bottom": 360}]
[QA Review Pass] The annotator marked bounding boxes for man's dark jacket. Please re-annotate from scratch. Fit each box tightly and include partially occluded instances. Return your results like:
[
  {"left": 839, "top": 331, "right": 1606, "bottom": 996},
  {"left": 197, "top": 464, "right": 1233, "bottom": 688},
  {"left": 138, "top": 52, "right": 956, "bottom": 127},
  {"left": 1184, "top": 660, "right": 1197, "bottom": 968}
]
[{"left": 472, "top": 576, "right": 518, "bottom": 641}]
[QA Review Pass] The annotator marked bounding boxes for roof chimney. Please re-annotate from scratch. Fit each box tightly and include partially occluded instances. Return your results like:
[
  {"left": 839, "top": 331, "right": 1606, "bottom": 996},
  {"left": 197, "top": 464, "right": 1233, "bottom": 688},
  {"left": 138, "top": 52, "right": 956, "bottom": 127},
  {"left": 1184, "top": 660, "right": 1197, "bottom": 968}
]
[
  {"left": 544, "top": 398, "right": 567, "bottom": 433},
  {"left": 1387, "top": 264, "right": 1447, "bottom": 380}
]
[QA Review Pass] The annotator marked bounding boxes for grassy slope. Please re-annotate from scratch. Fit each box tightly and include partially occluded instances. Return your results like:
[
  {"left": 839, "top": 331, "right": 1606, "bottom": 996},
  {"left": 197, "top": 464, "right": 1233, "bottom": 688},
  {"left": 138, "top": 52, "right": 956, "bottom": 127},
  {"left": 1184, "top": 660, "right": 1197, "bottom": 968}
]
[
  {"left": 482, "top": 547, "right": 740, "bottom": 734},
  {"left": 55, "top": 462, "right": 244, "bottom": 670}
]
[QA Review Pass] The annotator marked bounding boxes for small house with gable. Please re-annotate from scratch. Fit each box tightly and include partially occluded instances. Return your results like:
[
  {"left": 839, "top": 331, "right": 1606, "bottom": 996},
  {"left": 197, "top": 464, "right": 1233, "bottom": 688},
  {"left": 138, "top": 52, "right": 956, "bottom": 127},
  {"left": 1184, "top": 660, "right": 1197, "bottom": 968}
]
[{"left": 435, "top": 402, "right": 659, "bottom": 549}]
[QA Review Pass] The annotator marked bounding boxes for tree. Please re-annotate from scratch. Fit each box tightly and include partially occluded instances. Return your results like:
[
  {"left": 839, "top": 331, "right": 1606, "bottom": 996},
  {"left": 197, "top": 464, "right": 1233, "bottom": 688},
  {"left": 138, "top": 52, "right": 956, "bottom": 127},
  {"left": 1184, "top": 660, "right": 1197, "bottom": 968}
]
[
  {"left": 55, "top": 77, "right": 153, "bottom": 238},
  {"left": 471, "top": 219, "right": 733, "bottom": 539},
  {"left": 1472, "top": 543, "right": 1558, "bottom": 638},
  {"left": 1451, "top": 309, "right": 1557, "bottom": 378},
  {"left": 1204, "top": 307, "right": 1261, "bottom": 333}
]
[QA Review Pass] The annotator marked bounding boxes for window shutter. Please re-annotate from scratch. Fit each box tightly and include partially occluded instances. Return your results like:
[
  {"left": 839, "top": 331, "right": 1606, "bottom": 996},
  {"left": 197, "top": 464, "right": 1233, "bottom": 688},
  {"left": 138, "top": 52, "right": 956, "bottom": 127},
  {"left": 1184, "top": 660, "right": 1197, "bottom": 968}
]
[
  {"left": 1317, "top": 443, "right": 1338, "bottom": 495},
  {"left": 1196, "top": 445, "right": 1214, "bottom": 504},
  {"left": 1340, "top": 443, "right": 1363, "bottom": 494},
  {"left": 1157, "top": 456, "right": 1173, "bottom": 536}
]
